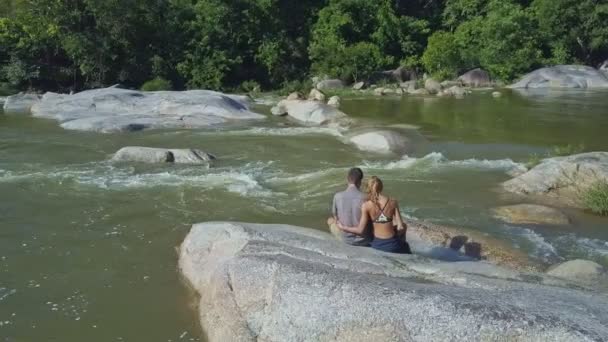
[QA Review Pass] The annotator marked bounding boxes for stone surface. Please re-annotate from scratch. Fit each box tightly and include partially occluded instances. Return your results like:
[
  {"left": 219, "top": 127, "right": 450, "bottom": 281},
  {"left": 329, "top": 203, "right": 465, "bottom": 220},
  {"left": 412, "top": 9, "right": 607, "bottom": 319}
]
[
  {"left": 370, "top": 67, "right": 417, "bottom": 84},
  {"left": 2, "top": 93, "right": 41, "bottom": 114},
  {"left": 271, "top": 100, "right": 348, "bottom": 126},
  {"left": 352, "top": 81, "right": 365, "bottom": 90},
  {"left": 316, "top": 79, "right": 344, "bottom": 91},
  {"left": 373, "top": 87, "right": 386, "bottom": 96},
  {"left": 308, "top": 88, "right": 326, "bottom": 102},
  {"left": 493, "top": 204, "right": 570, "bottom": 225},
  {"left": 348, "top": 130, "right": 410, "bottom": 154},
  {"left": 547, "top": 259, "right": 606, "bottom": 282},
  {"left": 286, "top": 92, "right": 303, "bottom": 100},
  {"left": 410, "top": 88, "right": 430, "bottom": 95},
  {"left": 492, "top": 91, "right": 502, "bottom": 98},
  {"left": 424, "top": 79, "right": 442, "bottom": 94},
  {"left": 4, "top": 87, "right": 265, "bottom": 132},
  {"left": 509, "top": 65, "right": 608, "bottom": 89},
  {"left": 502, "top": 152, "right": 608, "bottom": 207},
  {"left": 444, "top": 85, "right": 467, "bottom": 97},
  {"left": 458, "top": 68, "right": 492, "bottom": 87},
  {"left": 327, "top": 96, "right": 340, "bottom": 108},
  {"left": 179, "top": 222, "right": 608, "bottom": 342},
  {"left": 400, "top": 80, "right": 417, "bottom": 93},
  {"left": 111, "top": 146, "right": 215, "bottom": 165}
]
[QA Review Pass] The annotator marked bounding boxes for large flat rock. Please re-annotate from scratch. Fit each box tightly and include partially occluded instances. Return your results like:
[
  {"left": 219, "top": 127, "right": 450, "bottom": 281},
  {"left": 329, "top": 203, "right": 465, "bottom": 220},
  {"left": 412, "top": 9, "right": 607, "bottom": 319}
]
[
  {"left": 271, "top": 99, "right": 349, "bottom": 126},
  {"left": 3, "top": 87, "right": 265, "bottom": 132},
  {"left": 509, "top": 65, "right": 608, "bottom": 89},
  {"left": 179, "top": 222, "right": 608, "bottom": 342},
  {"left": 502, "top": 152, "right": 608, "bottom": 207}
]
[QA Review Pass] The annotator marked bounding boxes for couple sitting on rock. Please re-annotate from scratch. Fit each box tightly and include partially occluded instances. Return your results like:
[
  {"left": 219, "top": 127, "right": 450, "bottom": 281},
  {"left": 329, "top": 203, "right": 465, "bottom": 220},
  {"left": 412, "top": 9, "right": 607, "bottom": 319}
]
[{"left": 328, "top": 168, "right": 412, "bottom": 254}]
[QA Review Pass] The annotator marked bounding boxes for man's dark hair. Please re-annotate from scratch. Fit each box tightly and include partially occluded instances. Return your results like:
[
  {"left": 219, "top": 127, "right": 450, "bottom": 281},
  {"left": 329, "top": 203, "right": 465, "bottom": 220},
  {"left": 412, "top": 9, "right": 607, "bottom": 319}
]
[{"left": 347, "top": 167, "right": 364, "bottom": 185}]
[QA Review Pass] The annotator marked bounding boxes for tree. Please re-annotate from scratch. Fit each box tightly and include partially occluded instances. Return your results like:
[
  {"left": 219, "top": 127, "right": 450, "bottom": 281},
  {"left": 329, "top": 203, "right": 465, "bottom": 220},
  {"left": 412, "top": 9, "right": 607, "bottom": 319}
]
[{"left": 422, "top": 31, "right": 462, "bottom": 80}]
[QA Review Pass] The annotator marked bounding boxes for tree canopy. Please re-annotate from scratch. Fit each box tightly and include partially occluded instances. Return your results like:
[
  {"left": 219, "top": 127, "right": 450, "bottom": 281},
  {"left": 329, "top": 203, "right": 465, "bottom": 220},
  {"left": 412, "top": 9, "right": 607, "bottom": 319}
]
[{"left": 1, "top": 0, "right": 606, "bottom": 92}]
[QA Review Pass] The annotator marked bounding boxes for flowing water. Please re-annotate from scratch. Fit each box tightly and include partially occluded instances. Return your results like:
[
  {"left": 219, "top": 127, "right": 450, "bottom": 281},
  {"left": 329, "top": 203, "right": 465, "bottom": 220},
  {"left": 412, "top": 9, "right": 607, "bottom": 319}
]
[{"left": 1, "top": 89, "right": 608, "bottom": 341}]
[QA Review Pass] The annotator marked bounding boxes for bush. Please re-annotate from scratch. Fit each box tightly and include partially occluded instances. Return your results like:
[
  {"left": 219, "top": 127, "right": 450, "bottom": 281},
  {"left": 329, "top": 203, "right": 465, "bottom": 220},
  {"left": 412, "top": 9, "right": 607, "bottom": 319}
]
[
  {"left": 551, "top": 143, "right": 585, "bottom": 157},
  {"left": 238, "top": 80, "right": 261, "bottom": 94},
  {"left": 141, "top": 78, "right": 172, "bottom": 91},
  {"left": 422, "top": 31, "right": 462, "bottom": 80},
  {"left": 0, "top": 82, "right": 17, "bottom": 96},
  {"left": 582, "top": 180, "right": 608, "bottom": 216},
  {"left": 278, "top": 79, "right": 313, "bottom": 96}
]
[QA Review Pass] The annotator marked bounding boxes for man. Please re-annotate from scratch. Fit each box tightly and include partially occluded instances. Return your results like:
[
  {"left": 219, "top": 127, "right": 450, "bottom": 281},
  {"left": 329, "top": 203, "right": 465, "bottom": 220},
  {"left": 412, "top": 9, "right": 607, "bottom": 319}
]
[{"left": 328, "top": 167, "right": 372, "bottom": 246}]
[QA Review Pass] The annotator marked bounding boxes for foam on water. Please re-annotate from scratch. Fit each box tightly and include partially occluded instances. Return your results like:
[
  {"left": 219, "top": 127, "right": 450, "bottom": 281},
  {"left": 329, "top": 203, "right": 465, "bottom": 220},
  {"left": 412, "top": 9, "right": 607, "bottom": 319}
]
[
  {"left": 554, "top": 234, "right": 608, "bottom": 259},
  {"left": 506, "top": 225, "right": 559, "bottom": 261},
  {"left": 364, "top": 152, "right": 526, "bottom": 173},
  {"left": 200, "top": 126, "right": 346, "bottom": 138}
]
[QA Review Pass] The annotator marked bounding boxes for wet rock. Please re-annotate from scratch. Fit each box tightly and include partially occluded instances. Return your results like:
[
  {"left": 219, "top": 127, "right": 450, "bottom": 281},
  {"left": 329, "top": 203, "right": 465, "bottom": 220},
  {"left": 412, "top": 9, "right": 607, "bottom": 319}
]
[
  {"left": 286, "top": 92, "right": 303, "bottom": 100},
  {"left": 458, "top": 68, "right": 492, "bottom": 87},
  {"left": 308, "top": 88, "right": 326, "bottom": 102},
  {"left": 373, "top": 87, "right": 386, "bottom": 96},
  {"left": 440, "top": 80, "right": 462, "bottom": 88},
  {"left": 352, "top": 81, "right": 365, "bottom": 90},
  {"left": 411, "top": 88, "right": 430, "bottom": 95},
  {"left": 492, "top": 91, "right": 502, "bottom": 98},
  {"left": 327, "top": 96, "right": 340, "bottom": 108},
  {"left": 111, "top": 146, "right": 215, "bottom": 165},
  {"left": 547, "top": 259, "right": 605, "bottom": 282},
  {"left": 444, "top": 85, "right": 467, "bottom": 97},
  {"left": 369, "top": 66, "right": 417, "bottom": 84},
  {"left": 3, "top": 93, "right": 41, "bottom": 114},
  {"left": 179, "top": 222, "right": 608, "bottom": 342},
  {"left": 394, "top": 88, "right": 404, "bottom": 95},
  {"left": 493, "top": 204, "right": 570, "bottom": 225},
  {"left": 348, "top": 130, "right": 410, "bottom": 154},
  {"left": 316, "top": 79, "right": 344, "bottom": 91},
  {"left": 509, "top": 65, "right": 608, "bottom": 89},
  {"left": 271, "top": 99, "right": 348, "bottom": 126},
  {"left": 400, "top": 80, "right": 417, "bottom": 93},
  {"left": 424, "top": 79, "right": 442, "bottom": 94},
  {"left": 15, "top": 87, "right": 265, "bottom": 132},
  {"left": 502, "top": 152, "right": 608, "bottom": 207}
]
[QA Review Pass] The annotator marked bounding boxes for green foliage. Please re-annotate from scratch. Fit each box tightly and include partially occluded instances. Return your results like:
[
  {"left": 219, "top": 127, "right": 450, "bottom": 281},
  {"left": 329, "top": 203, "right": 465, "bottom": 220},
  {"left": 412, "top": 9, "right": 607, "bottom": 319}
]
[
  {"left": 278, "top": 79, "right": 313, "bottom": 96},
  {"left": 551, "top": 143, "right": 586, "bottom": 157},
  {"left": 141, "top": 78, "right": 172, "bottom": 92},
  {"left": 239, "top": 80, "right": 261, "bottom": 94},
  {"left": 0, "top": 82, "right": 17, "bottom": 95},
  {"left": 422, "top": 31, "right": 462, "bottom": 80},
  {"left": 582, "top": 180, "right": 608, "bottom": 216}
]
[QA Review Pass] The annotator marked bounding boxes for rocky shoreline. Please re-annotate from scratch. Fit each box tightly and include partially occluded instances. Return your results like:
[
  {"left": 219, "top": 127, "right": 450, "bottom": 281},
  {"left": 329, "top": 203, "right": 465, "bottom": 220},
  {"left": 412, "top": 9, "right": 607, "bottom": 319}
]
[{"left": 179, "top": 222, "right": 608, "bottom": 342}]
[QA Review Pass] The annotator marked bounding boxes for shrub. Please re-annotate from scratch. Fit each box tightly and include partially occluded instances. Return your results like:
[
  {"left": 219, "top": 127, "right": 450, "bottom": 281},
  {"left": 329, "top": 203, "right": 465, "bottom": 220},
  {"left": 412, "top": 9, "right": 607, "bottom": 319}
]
[
  {"left": 278, "top": 79, "right": 313, "bottom": 96},
  {"left": 582, "top": 180, "right": 608, "bottom": 216},
  {"left": 238, "top": 80, "right": 261, "bottom": 94},
  {"left": 0, "top": 82, "right": 17, "bottom": 96},
  {"left": 141, "top": 77, "right": 172, "bottom": 91},
  {"left": 551, "top": 143, "right": 585, "bottom": 157},
  {"left": 422, "top": 31, "right": 462, "bottom": 80}
]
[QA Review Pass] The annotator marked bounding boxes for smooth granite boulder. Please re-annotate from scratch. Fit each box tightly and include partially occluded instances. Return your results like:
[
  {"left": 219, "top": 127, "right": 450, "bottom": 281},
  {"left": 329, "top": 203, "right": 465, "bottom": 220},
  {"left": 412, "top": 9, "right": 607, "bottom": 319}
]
[
  {"left": 179, "top": 222, "right": 608, "bottom": 342},
  {"left": 271, "top": 99, "right": 349, "bottom": 126},
  {"left": 2, "top": 93, "right": 41, "bottom": 114},
  {"left": 458, "top": 68, "right": 492, "bottom": 87},
  {"left": 492, "top": 204, "right": 570, "bottom": 225},
  {"left": 502, "top": 152, "right": 608, "bottom": 207},
  {"left": 4, "top": 87, "right": 265, "bottom": 132},
  {"left": 509, "top": 65, "right": 608, "bottom": 89},
  {"left": 348, "top": 130, "right": 410, "bottom": 154},
  {"left": 547, "top": 259, "right": 606, "bottom": 282},
  {"left": 111, "top": 147, "right": 215, "bottom": 165}
]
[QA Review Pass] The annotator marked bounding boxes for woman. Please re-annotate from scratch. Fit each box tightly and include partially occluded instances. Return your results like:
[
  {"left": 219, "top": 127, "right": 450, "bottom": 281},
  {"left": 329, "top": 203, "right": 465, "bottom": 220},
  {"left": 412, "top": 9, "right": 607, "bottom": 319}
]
[{"left": 338, "top": 176, "right": 411, "bottom": 254}]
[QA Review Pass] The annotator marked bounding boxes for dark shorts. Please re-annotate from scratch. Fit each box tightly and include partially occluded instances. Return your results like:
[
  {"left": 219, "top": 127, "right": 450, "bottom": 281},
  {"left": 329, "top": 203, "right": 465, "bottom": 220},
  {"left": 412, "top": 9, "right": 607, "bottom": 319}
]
[{"left": 371, "top": 236, "right": 412, "bottom": 254}]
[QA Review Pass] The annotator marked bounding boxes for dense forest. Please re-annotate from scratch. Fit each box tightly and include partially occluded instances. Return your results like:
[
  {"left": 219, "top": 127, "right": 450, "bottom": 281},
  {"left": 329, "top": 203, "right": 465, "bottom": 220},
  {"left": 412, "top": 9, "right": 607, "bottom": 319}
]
[{"left": 1, "top": 0, "right": 607, "bottom": 93}]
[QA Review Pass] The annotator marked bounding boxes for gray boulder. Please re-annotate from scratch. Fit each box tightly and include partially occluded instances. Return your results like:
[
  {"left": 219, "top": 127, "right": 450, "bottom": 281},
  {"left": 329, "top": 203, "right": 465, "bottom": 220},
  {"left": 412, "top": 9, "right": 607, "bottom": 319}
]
[
  {"left": 458, "top": 68, "right": 492, "bottom": 87},
  {"left": 411, "top": 88, "right": 430, "bottom": 95},
  {"left": 424, "top": 79, "right": 442, "bottom": 94},
  {"left": 509, "top": 65, "right": 608, "bottom": 89},
  {"left": 492, "top": 91, "right": 502, "bottom": 98},
  {"left": 327, "top": 96, "right": 341, "bottom": 108},
  {"left": 316, "top": 79, "right": 344, "bottom": 91},
  {"left": 2, "top": 93, "right": 41, "bottom": 114},
  {"left": 308, "top": 88, "right": 326, "bottom": 102},
  {"left": 400, "top": 80, "right": 417, "bottom": 93},
  {"left": 111, "top": 146, "right": 215, "bottom": 165},
  {"left": 179, "top": 222, "right": 608, "bottom": 342},
  {"left": 502, "top": 152, "right": 608, "bottom": 207},
  {"left": 286, "top": 92, "right": 303, "bottom": 100},
  {"left": 370, "top": 66, "right": 417, "bottom": 83},
  {"left": 10, "top": 87, "right": 265, "bottom": 132},
  {"left": 547, "top": 259, "right": 605, "bottom": 282},
  {"left": 270, "top": 100, "right": 348, "bottom": 126},
  {"left": 352, "top": 81, "right": 365, "bottom": 90},
  {"left": 348, "top": 130, "right": 410, "bottom": 154},
  {"left": 444, "top": 85, "right": 467, "bottom": 98},
  {"left": 493, "top": 204, "right": 570, "bottom": 225}
]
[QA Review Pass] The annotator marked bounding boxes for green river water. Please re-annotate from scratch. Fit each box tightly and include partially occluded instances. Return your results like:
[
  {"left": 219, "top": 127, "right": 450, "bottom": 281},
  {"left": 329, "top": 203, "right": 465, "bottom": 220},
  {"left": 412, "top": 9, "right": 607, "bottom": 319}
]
[{"left": 1, "top": 89, "right": 608, "bottom": 341}]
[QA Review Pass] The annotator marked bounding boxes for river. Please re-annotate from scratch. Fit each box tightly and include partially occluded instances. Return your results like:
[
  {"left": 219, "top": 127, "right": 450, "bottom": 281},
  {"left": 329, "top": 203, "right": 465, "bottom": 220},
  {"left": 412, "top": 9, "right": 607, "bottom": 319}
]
[{"left": 1, "top": 89, "right": 607, "bottom": 341}]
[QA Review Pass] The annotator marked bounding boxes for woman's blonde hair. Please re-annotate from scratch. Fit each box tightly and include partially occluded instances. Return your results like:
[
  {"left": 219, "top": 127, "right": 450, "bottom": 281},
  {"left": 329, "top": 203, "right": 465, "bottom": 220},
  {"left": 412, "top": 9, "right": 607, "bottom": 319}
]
[{"left": 366, "top": 176, "right": 383, "bottom": 203}]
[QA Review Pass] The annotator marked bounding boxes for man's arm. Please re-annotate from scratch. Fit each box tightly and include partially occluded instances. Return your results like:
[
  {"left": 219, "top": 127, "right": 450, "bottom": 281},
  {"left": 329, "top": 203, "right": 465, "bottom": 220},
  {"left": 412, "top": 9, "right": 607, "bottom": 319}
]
[{"left": 338, "top": 203, "right": 369, "bottom": 235}]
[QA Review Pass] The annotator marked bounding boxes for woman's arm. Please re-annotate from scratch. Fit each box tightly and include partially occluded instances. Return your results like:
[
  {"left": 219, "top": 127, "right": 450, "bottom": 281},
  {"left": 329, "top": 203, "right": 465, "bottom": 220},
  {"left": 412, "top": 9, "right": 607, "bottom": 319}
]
[
  {"left": 338, "top": 203, "right": 369, "bottom": 235},
  {"left": 394, "top": 203, "right": 407, "bottom": 234}
]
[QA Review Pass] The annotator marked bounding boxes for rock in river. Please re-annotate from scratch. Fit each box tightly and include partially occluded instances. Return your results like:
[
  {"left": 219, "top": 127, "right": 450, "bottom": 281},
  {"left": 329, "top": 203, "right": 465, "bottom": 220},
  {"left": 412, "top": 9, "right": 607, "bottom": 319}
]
[
  {"left": 111, "top": 147, "right": 215, "bottom": 165},
  {"left": 348, "top": 130, "right": 410, "bottom": 154},
  {"left": 546, "top": 259, "right": 606, "bottom": 282},
  {"left": 179, "top": 222, "right": 608, "bottom": 342},
  {"left": 458, "top": 68, "right": 492, "bottom": 87},
  {"left": 502, "top": 152, "right": 608, "bottom": 207},
  {"left": 3, "top": 87, "right": 265, "bottom": 132},
  {"left": 2, "top": 93, "right": 41, "bottom": 114},
  {"left": 493, "top": 204, "right": 570, "bottom": 225},
  {"left": 509, "top": 65, "right": 608, "bottom": 89},
  {"left": 271, "top": 99, "right": 349, "bottom": 126}
]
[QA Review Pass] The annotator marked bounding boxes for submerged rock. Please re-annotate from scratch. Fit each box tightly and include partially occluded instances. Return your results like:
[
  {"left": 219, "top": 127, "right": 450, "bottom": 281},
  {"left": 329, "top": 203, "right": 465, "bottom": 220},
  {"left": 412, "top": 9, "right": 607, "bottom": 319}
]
[
  {"left": 270, "top": 99, "right": 348, "bottom": 126},
  {"left": 111, "top": 146, "right": 215, "bottom": 165},
  {"left": 547, "top": 259, "right": 606, "bottom": 282},
  {"left": 493, "top": 204, "right": 570, "bottom": 225},
  {"left": 492, "top": 91, "right": 502, "bottom": 98},
  {"left": 502, "top": 152, "right": 608, "bottom": 207},
  {"left": 509, "top": 65, "right": 608, "bottom": 89},
  {"left": 458, "top": 68, "right": 492, "bottom": 87},
  {"left": 348, "top": 130, "right": 410, "bottom": 154},
  {"left": 179, "top": 222, "right": 608, "bottom": 342},
  {"left": 5, "top": 87, "right": 265, "bottom": 132},
  {"left": 2, "top": 93, "right": 41, "bottom": 114}
]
